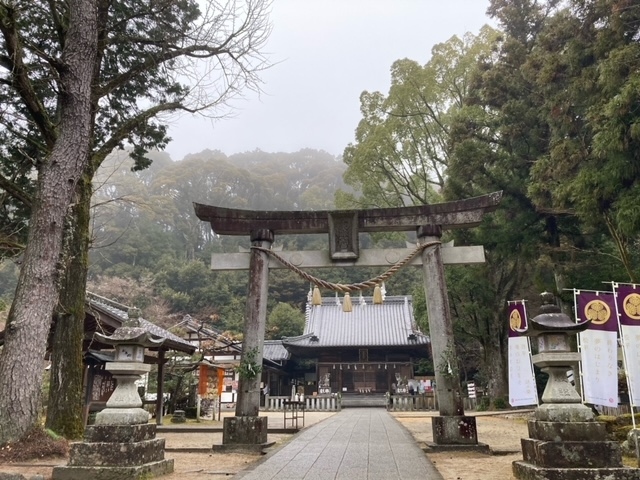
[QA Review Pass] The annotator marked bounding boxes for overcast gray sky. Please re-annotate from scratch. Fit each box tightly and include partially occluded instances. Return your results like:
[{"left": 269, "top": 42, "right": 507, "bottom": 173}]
[{"left": 165, "top": 0, "right": 493, "bottom": 160}]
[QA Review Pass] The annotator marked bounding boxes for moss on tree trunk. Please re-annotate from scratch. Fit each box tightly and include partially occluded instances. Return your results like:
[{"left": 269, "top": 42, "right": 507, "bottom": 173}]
[{"left": 45, "top": 172, "right": 92, "bottom": 439}]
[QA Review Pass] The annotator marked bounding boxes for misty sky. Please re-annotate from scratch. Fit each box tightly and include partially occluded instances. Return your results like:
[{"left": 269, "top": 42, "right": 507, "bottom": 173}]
[{"left": 164, "top": 1, "right": 493, "bottom": 161}]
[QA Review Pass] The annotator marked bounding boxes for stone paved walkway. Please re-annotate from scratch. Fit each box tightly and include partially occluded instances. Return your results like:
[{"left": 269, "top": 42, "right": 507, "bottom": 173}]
[{"left": 234, "top": 408, "right": 444, "bottom": 480}]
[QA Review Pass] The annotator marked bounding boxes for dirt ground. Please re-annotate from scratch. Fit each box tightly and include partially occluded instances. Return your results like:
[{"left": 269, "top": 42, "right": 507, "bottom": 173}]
[
  {"left": 0, "top": 410, "right": 533, "bottom": 480},
  {"left": 396, "top": 410, "right": 532, "bottom": 480}
]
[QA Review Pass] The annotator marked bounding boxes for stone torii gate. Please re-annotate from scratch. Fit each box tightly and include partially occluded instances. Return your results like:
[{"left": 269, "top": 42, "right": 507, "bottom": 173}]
[{"left": 194, "top": 191, "right": 502, "bottom": 447}]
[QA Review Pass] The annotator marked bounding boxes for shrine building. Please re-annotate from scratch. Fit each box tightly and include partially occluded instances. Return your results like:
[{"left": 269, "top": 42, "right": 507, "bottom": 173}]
[{"left": 280, "top": 294, "right": 430, "bottom": 402}]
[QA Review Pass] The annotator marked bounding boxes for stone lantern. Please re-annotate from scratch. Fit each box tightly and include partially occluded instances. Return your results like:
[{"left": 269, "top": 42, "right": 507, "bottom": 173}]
[
  {"left": 513, "top": 292, "right": 640, "bottom": 480},
  {"left": 527, "top": 291, "right": 592, "bottom": 422},
  {"left": 52, "top": 308, "right": 174, "bottom": 479},
  {"left": 93, "top": 308, "right": 165, "bottom": 425}
]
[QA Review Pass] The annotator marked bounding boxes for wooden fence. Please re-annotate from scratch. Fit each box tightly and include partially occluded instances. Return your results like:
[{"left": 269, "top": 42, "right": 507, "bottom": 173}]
[{"left": 598, "top": 404, "right": 633, "bottom": 416}]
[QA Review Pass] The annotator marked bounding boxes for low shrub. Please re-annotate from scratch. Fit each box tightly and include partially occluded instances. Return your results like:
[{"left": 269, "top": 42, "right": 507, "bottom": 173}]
[{"left": 492, "top": 397, "right": 508, "bottom": 410}]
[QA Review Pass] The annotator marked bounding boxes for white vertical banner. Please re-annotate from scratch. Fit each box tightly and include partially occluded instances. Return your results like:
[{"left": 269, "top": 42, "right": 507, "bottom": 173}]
[
  {"left": 575, "top": 290, "right": 618, "bottom": 407},
  {"left": 613, "top": 283, "right": 640, "bottom": 407},
  {"left": 507, "top": 301, "right": 538, "bottom": 407}
]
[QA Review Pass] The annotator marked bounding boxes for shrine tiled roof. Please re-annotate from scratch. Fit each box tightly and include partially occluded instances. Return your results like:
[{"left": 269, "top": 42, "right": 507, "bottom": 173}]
[
  {"left": 263, "top": 340, "right": 291, "bottom": 364},
  {"left": 282, "top": 295, "right": 428, "bottom": 349},
  {"left": 86, "top": 292, "right": 195, "bottom": 354}
]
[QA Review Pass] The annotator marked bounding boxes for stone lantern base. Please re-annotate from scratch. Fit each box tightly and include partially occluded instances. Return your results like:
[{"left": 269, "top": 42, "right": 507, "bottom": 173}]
[
  {"left": 513, "top": 419, "right": 640, "bottom": 480},
  {"left": 52, "top": 424, "right": 173, "bottom": 480},
  {"left": 427, "top": 416, "right": 490, "bottom": 453}
]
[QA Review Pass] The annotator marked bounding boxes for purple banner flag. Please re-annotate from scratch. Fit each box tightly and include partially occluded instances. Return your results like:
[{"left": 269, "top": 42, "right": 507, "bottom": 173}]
[
  {"left": 614, "top": 283, "right": 640, "bottom": 326},
  {"left": 507, "top": 301, "right": 537, "bottom": 407},
  {"left": 575, "top": 291, "right": 617, "bottom": 332},
  {"left": 575, "top": 290, "right": 618, "bottom": 407},
  {"left": 613, "top": 283, "right": 640, "bottom": 406},
  {"left": 508, "top": 301, "right": 528, "bottom": 337}
]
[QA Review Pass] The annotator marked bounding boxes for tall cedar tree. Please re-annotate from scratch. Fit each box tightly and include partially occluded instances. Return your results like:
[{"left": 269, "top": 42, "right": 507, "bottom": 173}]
[
  {"left": 0, "top": 0, "right": 270, "bottom": 442},
  {"left": 0, "top": 0, "right": 98, "bottom": 444},
  {"left": 526, "top": 0, "right": 640, "bottom": 282}
]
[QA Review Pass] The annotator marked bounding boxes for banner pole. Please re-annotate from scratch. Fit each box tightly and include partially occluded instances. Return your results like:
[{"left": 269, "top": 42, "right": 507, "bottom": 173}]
[
  {"left": 526, "top": 336, "right": 539, "bottom": 406},
  {"left": 573, "top": 289, "right": 586, "bottom": 403}
]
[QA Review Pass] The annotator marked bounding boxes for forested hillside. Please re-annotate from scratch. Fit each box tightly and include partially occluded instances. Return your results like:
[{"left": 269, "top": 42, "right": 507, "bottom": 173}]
[{"left": 83, "top": 147, "right": 421, "bottom": 338}]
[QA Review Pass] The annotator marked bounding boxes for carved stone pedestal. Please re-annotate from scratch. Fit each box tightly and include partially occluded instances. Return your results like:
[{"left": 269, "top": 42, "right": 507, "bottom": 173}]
[
  {"left": 427, "top": 416, "right": 490, "bottom": 453},
  {"left": 52, "top": 424, "right": 173, "bottom": 480},
  {"left": 513, "top": 419, "right": 640, "bottom": 480},
  {"left": 222, "top": 416, "right": 268, "bottom": 445}
]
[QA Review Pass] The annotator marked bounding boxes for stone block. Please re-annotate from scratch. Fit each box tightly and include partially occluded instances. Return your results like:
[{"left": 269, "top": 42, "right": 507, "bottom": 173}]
[
  {"left": 0, "top": 475, "right": 45, "bottom": 480},
  {"left": 52, "top": 458, "right": 174, "bottom": 480},
  {"left": 513, "top": 461, "right": 640, "bottom": 480},
  {"left": 171, "top": 410, "right": 186, "bottom": 423},
  {"left": 424, "top": 442, "right": 490, "bottom": 454},
  {"left": 95, "top": 407, "right": 150, "bottom": 425},
  {"left": 527, "top": 420, "right": 607, "bottom": 442},
  {"left": 521, "top": 438, "right": 622, "bottom": 468},
  {"left": 223, "top": 416, "right": 268, "bottom": 445},
  {"left": 84, "top": 423, "right": 157, "bottom": 443},
  {"left": 68, "top": 438, "right": 166, "bottom": 467},
  {"left": 534, "top": 404, "right": 594, "bottom": 423},
  {"left": 622, "top": 429, "right": 640, "bottom": 457},
  {"left": 432, "top": 415, "right": 478, "bottom": 445}
]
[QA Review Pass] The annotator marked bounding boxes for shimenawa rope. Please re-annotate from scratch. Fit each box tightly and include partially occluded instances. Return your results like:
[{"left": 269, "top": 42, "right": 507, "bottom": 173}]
[{"left": 250, "top": 240, "right": 441, "bottom": 293}]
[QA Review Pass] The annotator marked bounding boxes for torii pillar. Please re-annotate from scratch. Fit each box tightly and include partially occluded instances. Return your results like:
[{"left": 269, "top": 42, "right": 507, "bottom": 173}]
[
  {"left": 215, "top": 228, "right": 272, "bottom": 447},
  {"left": 419, "top": 224, "right": 483, "bottom": 448},
  {"left": 195, "top": 191, "right": 502, "bottom": 447}
]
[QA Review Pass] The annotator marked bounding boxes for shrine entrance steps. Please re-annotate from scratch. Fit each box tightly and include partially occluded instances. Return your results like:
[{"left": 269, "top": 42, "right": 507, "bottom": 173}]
[
  {"left": 340, "top": 393, "right": 387, "bottom": 408},
  {"left": 234, "top": 408, "right": 443, "bottom": 480}
]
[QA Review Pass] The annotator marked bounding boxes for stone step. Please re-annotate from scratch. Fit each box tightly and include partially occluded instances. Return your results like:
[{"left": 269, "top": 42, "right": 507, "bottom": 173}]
[
  {"left": 521, "top": 438, "right": 623, "bottom": 469},
  {"left": 52, "top": 458, "right": 174, "bottom": 480},
  {"left": 527, "top": 420, "right": 607, "bottom": 442},
  {"left": 513, "top": 461, "right": 640, "bottom": 480},
  {"left": 68, "top": 438, "right": 166, "bottom": 467},
  {"left": 340, "top": 394, "right": 387, "bottom": 408},
  {"left": 84, "top": 423, "right": 157, "bottom": 443}
]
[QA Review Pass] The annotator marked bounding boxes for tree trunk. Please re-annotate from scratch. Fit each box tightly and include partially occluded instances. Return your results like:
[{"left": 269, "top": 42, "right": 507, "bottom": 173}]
[
  {"left": 45, "top": 172, "right": 92, "bottom": 439},
  {"left": 0, "top": 0, "right": 98, "bottom": 445},
  {"left": 483, "top": 328, "right": 509, "bottom": 399}
]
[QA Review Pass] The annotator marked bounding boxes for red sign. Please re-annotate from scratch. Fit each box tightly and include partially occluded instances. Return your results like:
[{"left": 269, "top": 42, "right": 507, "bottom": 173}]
[{"left": 198, "top": 364, "right": 208, "bottom": 396}]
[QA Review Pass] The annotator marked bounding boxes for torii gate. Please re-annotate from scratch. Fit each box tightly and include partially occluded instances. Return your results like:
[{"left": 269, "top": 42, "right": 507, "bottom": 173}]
[{"left": 194, "top": 191, "right": 501, "bottom": 447}]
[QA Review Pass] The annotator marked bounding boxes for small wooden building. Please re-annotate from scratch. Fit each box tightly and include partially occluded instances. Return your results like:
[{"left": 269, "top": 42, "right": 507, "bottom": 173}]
[{"left": 282, "top": 295, "right": 430, "bottom": 398}]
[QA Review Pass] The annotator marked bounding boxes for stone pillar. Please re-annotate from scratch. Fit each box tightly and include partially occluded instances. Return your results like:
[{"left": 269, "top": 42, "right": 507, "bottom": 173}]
[
  {"left": 223, "top": 229, "right": 272, "bottom": 445},
  {"left": 418, "top": 225, "right": 481, "bottom": 448}
]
